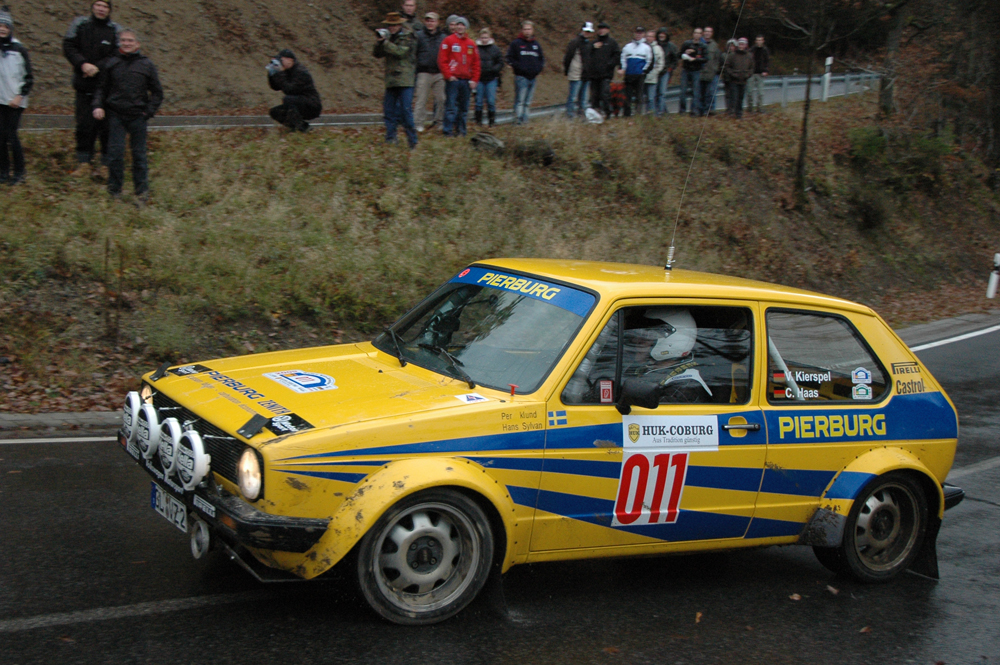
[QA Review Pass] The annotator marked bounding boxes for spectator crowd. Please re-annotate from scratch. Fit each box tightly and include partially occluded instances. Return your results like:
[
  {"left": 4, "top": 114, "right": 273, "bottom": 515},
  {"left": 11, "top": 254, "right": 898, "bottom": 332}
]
[{"left": 0, "top": 0, "right": 774, "bottom": 193}]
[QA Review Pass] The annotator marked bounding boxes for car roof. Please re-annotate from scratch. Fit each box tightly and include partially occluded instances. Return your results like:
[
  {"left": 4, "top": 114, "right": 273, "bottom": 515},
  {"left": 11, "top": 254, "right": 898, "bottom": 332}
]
[{"left": 478, "top": 258, "right": 874, "bottom": 315}]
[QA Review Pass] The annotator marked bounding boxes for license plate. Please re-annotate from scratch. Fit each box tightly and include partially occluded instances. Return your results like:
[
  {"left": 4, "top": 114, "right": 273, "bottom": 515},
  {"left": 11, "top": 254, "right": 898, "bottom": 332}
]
[{"left": 151, "top": 482, "right": 188, "bottom": 533}]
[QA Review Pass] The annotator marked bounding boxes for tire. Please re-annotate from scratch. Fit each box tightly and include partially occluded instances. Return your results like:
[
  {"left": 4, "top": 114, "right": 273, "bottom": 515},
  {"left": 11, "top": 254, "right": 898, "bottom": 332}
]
[
  {"left": 356, "top": 489, "right": 494, "bottom": 625},
  {"left": 812, "top": 545, "right": 846, "bottom": 574},
  {"left": 840, "top": 473, "right": 928, "bottom": 583}
]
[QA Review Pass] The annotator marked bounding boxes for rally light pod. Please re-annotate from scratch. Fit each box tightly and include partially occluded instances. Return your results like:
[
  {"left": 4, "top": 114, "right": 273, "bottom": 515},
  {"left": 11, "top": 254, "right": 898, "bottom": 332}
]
[
  {"left": 136, "top": 403, "right": 161, "bottom": 460},
  {"left": 177, "top": 429, "right": 211, "bottom": 491},
  {"left": 122, "top": 391, "right": 142, "bottom": 442},
  {"left": 158, "top": 417, "right": 183, "bottom": 475}
]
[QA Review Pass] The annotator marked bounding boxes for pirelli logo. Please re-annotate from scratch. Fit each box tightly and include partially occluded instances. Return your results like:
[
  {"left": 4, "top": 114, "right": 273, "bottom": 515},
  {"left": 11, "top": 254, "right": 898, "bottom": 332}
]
[{"left": 892, "top": 362, "right": 920, "bottom": 375}]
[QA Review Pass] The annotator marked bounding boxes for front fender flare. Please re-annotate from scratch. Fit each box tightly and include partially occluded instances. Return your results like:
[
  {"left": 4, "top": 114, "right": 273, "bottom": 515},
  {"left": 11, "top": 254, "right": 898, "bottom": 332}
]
[
  {"left": 800, "top": 446, "right": 945, "bottom": 548},
  {"left": 293, "top": 456, "right": 520, "bottom": 580}
]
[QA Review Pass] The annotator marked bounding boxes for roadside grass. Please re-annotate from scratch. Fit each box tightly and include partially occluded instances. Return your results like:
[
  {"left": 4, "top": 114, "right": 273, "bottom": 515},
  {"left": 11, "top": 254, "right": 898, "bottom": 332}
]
[{"left": 2, "top": 94, "right": 998, "bottom": 412}]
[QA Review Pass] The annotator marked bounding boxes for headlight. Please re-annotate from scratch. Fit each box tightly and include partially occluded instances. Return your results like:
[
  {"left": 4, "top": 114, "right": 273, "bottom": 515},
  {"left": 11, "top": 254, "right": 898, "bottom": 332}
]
[{"left": 238, "top": 448, "right": 262, "bottom": 501}]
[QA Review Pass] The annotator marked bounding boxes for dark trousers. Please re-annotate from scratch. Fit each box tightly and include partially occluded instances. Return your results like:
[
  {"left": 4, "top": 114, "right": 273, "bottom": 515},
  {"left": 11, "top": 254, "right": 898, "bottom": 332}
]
[
  {"left": 0, "top": 105, "right": 25, "bottom": 178},
  {"left": 726, "top": 81, "right": 747, "bottom": 118},
  {"left": 383, "top": 86, "right": 417, "bottom": 147},
  {"left": 75, "top": 90, "right": 109, "bottom": 164},
  {"left": 443, "top": 79, "right": 471, "bottom": 136},
  {"left": 588, "top": 78, "right": 612, "bottom": 117},
  {"left": 269, "top": 95, "right": 321, "bottom": 129},
  {"left": 623, "top": 75, "right": 644, "bottom": 117},
  {"left": 107, "top": 112, "right": 149, "bottom": 195}
]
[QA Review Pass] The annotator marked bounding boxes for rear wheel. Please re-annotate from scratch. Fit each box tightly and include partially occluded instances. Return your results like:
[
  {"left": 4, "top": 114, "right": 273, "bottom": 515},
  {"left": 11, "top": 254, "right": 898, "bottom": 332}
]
[
  {"left": 356, "top": 489, "right": 494, "bottom": 625},
  {"left": 841, "top": 473, "right": 927, "bottom": 583}
]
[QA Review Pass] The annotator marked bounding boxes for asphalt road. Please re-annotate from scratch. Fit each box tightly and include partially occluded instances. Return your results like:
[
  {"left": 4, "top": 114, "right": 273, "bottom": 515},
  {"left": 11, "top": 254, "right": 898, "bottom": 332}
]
[{"left": 1, "top": 322, "right": 997, "bottom": 665}]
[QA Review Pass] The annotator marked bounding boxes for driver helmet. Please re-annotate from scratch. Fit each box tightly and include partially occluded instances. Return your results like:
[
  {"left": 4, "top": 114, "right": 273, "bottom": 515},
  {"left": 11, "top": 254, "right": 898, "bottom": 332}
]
[{"left": 645, "top": 307, "right": 697, "bottom": 361}]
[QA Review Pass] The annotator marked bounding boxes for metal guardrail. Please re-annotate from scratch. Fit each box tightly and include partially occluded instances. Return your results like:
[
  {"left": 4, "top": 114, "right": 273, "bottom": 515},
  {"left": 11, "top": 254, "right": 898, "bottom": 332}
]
[{"left": 20, "top": 73, "right": 877, "bottom": 132}]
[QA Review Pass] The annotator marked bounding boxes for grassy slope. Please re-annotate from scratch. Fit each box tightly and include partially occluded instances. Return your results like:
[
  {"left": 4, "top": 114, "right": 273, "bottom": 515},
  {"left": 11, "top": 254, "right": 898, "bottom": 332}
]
[{"left": 2, "top": 93, "right": 998, "bottom": 412}]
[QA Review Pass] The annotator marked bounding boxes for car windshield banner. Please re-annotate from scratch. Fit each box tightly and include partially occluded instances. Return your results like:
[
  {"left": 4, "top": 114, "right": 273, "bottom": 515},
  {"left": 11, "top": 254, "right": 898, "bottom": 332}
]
[{"left": 451, "top": 266, "right": 595, "bottom": 317}]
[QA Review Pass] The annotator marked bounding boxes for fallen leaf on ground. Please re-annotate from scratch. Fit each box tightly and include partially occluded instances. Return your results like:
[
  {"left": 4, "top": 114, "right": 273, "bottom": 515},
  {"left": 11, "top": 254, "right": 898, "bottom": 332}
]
[
  {"left": 789, "top": 593, "right": 801, "bottom": 601},
  {"left": 602, "top": 647, "right": 620, "bottom": 654},
  {"left": 826, "top": 585, "right": 840, "bottom": 595},
  {"left": 860, "top": 626, "right": 872, "bottom": 634},
  {"left": 695, "top": 612, "right": 703, "bottom": 623}
]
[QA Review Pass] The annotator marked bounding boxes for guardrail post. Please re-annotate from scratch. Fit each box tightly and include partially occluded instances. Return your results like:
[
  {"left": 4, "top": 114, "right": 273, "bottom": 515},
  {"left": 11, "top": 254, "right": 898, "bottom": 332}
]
[
  {"left": 781, "top": 77, "right": 789, "bottom": 108},
  {"left": 822, "top": 57, "right": 833, "bottom": 101},
  {"left": 845, "top": 73, "right": 852, "bottom": 96}
]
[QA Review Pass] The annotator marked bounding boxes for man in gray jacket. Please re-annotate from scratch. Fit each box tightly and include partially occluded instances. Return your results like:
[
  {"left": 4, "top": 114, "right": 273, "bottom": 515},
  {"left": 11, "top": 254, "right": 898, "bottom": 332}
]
[
  {"left": 413, "top": 11, "right": 445, "bottom": 131},
  {"left": 698, "top": 26, "right": 721, "bottom": 116}
]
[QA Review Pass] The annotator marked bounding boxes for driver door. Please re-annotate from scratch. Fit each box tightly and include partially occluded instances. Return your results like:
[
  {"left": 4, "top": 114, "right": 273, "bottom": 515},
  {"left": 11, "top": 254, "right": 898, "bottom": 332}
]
[{"left": 529, "top": 300, "right": 767, "bottom": 554}]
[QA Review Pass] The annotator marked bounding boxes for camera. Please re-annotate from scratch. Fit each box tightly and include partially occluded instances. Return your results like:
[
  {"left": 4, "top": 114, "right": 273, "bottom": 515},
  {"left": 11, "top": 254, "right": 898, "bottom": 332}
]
[
  {"left": 265, "top": 58, "right": 281, "bottom": 75},
  {"left": 375, "top": 28, "right": 390, "bottom": 39}
]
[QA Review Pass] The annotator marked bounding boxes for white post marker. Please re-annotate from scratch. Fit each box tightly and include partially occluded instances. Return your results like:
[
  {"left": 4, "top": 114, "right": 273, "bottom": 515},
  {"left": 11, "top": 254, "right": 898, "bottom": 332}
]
[
  {"left": 822, "top": 57, "right": 834, "bottom": 101},
  {"left": 988, "top": 253, "right": 1000, "bottom": 299}
]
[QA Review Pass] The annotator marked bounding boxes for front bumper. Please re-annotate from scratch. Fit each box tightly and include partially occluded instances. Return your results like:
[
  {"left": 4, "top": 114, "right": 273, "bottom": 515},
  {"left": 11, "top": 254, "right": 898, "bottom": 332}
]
[
  {"left": 120, "top": 430, "right": 328, "bottom": 554},
  {"left": 943, "top": 482, "right": 965, "bottom": 511}
]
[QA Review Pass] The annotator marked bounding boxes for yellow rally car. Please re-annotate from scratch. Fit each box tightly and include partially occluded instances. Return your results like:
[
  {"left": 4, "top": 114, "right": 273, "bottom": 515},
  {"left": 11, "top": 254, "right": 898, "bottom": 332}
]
[{"left": 119, "top": 259, "right": 964, "bottom": 624}]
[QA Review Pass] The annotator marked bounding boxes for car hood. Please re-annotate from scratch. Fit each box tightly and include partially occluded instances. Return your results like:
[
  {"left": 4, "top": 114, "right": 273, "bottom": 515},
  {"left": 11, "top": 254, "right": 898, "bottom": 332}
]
[{"left": 151, "top": 342, "right": 497, "bottom": 438}]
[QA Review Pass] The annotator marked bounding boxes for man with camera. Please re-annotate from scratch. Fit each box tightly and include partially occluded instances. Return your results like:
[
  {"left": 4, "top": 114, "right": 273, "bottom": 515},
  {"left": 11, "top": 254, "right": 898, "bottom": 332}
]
[
  {"left": 374, "top": 12, "right": 418, "bottom": 148},
  {"left": 266, "top": 49, "right": 322, "bottom": 132}
]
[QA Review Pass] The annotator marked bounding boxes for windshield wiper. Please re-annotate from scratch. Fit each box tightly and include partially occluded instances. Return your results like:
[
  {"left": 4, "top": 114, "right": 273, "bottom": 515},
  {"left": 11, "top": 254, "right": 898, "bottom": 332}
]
[
  {"left": 419, "top": 343, "right": 475, "bottom": 389},
  {"left": 383, "top": 328, "right": 408, "bottom": 367}
]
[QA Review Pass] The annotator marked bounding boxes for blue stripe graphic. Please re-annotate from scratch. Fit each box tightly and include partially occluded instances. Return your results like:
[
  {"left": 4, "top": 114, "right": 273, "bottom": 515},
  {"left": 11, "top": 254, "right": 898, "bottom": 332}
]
[
  {"left": 824, "top": 471, "right": 875, "bottom": 500},
  {"left": 451, "top": 266, "right": 596, "bottom": 317},
  {"left": 278, "top": 430, "right": 546, "bottom": 462},
  {"left": 275, "top": 469, "right": 368, "bottom": 483},
  {"left": 745, "top": 516, "right": 805, "bottom": 539},
  {"left": 760, "top": 468, "right": 836, "bottom": 497},
  {"left": 686, "top": 465, "right": 764, "bottom": 493},
  {"left": 507, "top": 484, "right": 540, "bottom": 509}
]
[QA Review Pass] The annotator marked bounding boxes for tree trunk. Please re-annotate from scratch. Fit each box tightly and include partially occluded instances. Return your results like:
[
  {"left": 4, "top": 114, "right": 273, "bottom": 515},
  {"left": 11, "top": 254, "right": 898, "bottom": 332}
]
[
  {"left": 879, "top": 10, "right": 906, "bottom": 117},
  {"left": 794, "top": 51, "right": 815, "bottom": 204}
]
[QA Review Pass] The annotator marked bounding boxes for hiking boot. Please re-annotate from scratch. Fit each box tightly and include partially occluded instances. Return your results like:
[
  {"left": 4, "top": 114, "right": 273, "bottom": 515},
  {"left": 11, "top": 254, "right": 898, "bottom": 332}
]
[
  {"left": 488, "top": 111, "right": 495, "bottom": 127},
  {"left": 474, "top": 109, "right": 483, "bottom": 126}
]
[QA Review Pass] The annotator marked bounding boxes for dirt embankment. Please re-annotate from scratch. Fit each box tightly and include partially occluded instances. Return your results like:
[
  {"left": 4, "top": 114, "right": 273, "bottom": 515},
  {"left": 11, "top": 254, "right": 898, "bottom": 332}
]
[{"left": 15, "top": 0, "right": 666, "bottom": 113}]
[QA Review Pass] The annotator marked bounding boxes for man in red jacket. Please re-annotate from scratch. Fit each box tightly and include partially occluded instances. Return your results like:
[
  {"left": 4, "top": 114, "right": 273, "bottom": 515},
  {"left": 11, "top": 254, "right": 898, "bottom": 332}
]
[{"left": 437, "top": 15, "right": 479, "bottom": 136}]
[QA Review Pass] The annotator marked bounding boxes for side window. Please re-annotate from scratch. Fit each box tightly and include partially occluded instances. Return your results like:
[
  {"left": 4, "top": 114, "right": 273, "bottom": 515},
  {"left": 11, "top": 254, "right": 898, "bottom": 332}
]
[
  {"left": 766, "top": 310, "right": 888, "bottom": 404},
  {"left": 563, "top": 306, "right": 754, "bottom": 405}
]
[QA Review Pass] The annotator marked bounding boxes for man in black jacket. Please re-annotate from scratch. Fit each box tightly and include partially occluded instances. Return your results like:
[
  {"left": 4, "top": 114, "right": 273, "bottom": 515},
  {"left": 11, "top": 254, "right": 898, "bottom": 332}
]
[
  {"left": 91, "top": 29, "right": 162, "bottom": 201},
  {"left": 413, "top": 12, "right": 445, "bottom": 131},
  {"left": 585, "top": 22, "right": 619, "bottom": 118},
  {"left": 63, "top": 0, "right": 119, "bottom": 175},
  {"left": 267, "top": 49, "right": 322, "bottom": 132}
]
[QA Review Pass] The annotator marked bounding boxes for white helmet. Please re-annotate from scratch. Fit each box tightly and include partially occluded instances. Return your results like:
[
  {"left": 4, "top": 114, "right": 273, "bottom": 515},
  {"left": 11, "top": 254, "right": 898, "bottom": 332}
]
[{"left": 645, "top": 307, "right": 697, "bottom": 361}]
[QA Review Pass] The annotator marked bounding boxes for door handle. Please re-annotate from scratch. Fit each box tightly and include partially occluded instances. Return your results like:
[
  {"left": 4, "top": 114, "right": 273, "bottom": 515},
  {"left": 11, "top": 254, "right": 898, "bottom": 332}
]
[{"left": 723, "top": 423, "right": 761, "bottom": 431}]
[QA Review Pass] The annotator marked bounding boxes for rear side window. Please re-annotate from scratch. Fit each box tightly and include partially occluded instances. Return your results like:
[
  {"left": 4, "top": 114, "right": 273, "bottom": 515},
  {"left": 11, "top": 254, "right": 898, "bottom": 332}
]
[{"left": 766, "top": 310, "right": 888, "bottom": 404}]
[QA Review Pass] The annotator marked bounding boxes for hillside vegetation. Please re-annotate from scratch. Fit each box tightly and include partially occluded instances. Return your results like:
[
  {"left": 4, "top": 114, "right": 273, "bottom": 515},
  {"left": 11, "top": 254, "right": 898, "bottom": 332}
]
[{"left": 2, "top": 93, "right": 998, "bottom": 413}]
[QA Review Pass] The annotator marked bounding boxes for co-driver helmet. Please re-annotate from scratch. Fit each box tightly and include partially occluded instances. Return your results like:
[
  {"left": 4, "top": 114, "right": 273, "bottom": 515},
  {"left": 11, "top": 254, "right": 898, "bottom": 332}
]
[{"left": 645, "top": 307, "right": 697, "bottom": 361}]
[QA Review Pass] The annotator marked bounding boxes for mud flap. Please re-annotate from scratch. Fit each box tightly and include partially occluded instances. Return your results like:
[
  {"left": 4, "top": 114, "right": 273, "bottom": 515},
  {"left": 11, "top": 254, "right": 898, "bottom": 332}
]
[
  {"left": 471, "top": 560, "right": 508, "bottom": 619},
  {"left": 908, "top": 515, "right": 941, "bottom": 580}
]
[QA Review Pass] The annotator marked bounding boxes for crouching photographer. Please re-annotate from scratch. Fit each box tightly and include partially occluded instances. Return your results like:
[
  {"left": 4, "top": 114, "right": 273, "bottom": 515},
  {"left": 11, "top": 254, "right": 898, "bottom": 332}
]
[{"left": 266, "top": 49, "right": 321, "bottom": 132}]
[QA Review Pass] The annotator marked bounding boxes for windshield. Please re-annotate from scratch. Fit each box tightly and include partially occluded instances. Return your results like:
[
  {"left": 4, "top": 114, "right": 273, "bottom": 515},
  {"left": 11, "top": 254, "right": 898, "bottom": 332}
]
[{"left": 374, "top": 266, "right": 596, "bottom": 393}]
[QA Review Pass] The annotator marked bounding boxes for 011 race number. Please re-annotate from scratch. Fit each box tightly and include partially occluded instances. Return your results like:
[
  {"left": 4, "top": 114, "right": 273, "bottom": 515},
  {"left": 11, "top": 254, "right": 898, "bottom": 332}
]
[{"left": 612, "top": 451, "right": 689, "bottom": 526}]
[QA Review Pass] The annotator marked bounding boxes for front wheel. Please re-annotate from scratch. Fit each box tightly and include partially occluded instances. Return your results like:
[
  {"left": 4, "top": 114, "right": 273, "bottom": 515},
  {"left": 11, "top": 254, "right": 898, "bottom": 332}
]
[
  {"left": 356, "top": 489, "right": 494, "bottom": 625},
  {"left": 840, "top": 473, "right": 928, "bottom": 583}
]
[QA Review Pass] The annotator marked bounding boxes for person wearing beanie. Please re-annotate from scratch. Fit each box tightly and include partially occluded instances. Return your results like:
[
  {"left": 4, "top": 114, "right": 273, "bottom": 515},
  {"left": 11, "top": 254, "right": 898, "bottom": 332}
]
[
  {"left": 374, "top": 12, "right": 418, "bottom": 149},
  {"left": 63, "top": 1, "right": 119, "bottom": 176},
  {"left": 92, "top": 29, "right": 162, "bottom": 202},
  {"left": 505, "top": 21, "right": 545, "bottom": 125},
  {"left": 437, "top": 15, "right": 479, "bottom": 137},
  {"left": 0, "top": 5, "right": 33, "bottom": 185},
  {"left": 474, "top": 27, "right": 503, "bottom": 127},
  {"left": 267, "top": 48, "right": 323, "bottom": 132},
  {"left": 563, "top": 22, "right": 593, "bottom": 119}
]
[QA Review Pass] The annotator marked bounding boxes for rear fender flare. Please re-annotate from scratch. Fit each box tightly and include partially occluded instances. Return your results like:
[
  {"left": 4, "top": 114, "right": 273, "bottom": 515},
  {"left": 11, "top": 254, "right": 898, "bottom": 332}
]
[{"left": 294, "top": 457, "right": 519, "bottom": 580}]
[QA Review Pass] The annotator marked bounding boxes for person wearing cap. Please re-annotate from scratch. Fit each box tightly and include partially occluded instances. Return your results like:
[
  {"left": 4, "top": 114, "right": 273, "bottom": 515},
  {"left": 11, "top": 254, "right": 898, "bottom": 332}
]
[
  {"left": 678, "top": 27, "right": 706, "bottom": 115},
  {"left": 563, "top": 22, "right": 593, "bottom": 119},
  {"left": 63, "top": 1, "right": 120, "bottom": 177},
  {"left": 413, "top": 11, "right": 445, "bottom": 131},
  {"left": 267, "top": 48, "right": 322, "bottom": 132},
  {"left": 505, "top": 21, "right": 545, "bottom": 125},
  {"left": 654, "top": 28, "right": 678, "bottom": 116},
  {"left": 91, "top": 29, "right": 161, "bottom": 202},
  {"left": 585, "top": 22, "right": 619, "bottom": 118},
  {"left": 722, "top": 37, "right": 753, "bottom": 119},
  {"left": 642, "top": 29, "right": 664, "bottom": 115},
  {"left": 619, "top": 26, "right": 652, "bottom": 117},
  {"left": 474, "top": 28, "right": 503, "bottom": 127},
  {"left": 374, "top": 12, "right": 418, "bottom": 148},
  {"left": 0, "top": 4, "right": 32, "bottom": 186},
  {"left": 437, "top": 15, "right": 479, "bottom": 137}
]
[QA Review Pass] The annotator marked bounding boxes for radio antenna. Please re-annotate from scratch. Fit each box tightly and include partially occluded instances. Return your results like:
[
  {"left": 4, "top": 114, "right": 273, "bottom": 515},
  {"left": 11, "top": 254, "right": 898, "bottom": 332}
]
[{"left": 666, "top": 0, "right": 751, "bottom": 271}]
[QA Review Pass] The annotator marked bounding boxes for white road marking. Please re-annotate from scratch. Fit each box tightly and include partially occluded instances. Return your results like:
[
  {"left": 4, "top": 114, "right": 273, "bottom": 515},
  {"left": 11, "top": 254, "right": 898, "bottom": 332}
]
[
  {"left": 0, "top": 437, "right": 117, "bottom": 445},
  {"left": 947, "top": 455, "right": 1000, "bottom": 481},
  {"left": 910, "top": 324, "right": 1000, "bottom": 352},
  {"left": 0, "top": 590, "right": 272, "bottom": 633}
]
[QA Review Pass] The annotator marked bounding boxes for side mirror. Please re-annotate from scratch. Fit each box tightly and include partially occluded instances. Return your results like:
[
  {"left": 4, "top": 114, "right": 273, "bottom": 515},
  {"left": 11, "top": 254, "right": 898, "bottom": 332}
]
[{"left": 615, "top": 378, "right": 661, "bottom": 415}]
